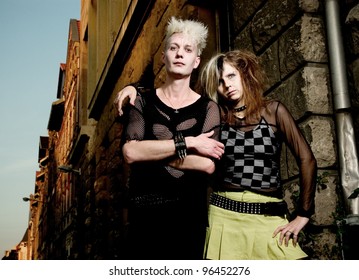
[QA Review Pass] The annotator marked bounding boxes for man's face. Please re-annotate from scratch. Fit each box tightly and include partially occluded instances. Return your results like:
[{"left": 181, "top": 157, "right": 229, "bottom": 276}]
[{"left": 162, "top": 33, "right": 200, "bottom": 78}]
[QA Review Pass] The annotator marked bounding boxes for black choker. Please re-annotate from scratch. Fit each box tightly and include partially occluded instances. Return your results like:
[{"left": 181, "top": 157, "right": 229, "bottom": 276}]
[{"left": 233, "top": 105, "right": 247, "bottom": 112}]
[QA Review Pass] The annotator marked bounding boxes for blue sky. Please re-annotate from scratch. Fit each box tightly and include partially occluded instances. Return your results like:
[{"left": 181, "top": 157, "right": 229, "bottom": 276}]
[{"left": 0, "top": 0, "right": 80, "bottom": 257}]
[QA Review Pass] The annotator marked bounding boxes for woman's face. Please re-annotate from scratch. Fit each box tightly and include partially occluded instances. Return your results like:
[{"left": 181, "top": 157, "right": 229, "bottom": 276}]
[{"left": 217, "top": 62, "right": 244, "bottom": 105}]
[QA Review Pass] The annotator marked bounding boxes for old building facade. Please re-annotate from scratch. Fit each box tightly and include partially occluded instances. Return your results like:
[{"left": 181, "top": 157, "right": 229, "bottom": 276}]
[{"left": 23, "top": 0, "right": 359, "bottom": 260}]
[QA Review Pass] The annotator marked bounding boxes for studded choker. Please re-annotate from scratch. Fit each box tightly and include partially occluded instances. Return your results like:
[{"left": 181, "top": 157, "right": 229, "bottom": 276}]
[{"left": 233, "top": 105, "right": 247, "bottom": 112}]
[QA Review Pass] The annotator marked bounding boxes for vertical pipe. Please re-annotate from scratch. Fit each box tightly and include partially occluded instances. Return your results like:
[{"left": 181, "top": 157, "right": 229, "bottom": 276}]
[
  {"left": 324, "top": 0, "right": 359, "bottom": 215},
  {"left": 325, "top": 0, "right": 351, "bottom": 110}
]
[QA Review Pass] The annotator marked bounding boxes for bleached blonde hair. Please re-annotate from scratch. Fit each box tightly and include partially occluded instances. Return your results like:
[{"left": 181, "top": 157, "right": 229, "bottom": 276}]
[{"left": 164, "top": 16, "right": 208, "bottom": 56}]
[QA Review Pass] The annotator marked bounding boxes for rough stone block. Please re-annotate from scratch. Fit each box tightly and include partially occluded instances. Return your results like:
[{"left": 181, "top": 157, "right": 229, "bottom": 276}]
[
  {"left": 252, "top": 0, "right": 299, "bottom": 52},
  {"left": 269, "top": 66, "right": 331, "bottom": 119},
  {"left": 279, "top": 15, "right": 327, "bottom": 80},
  {"left": 302, "top": 117, "right": 336, "bottom": 168},
  {"left": 312, "top": 171, "right": 340, "bottom": 226},
  {"left": 231, "top": 0, "right": 264, "bottom": 35},
  {"left": 299, "top": 15, "right": 327, "bottom": 62},
  {"left": 301, "top": 65, "right": 332, "bottom": 114},
  {"left": 233, "top": 24, "right": 255, "bottom": 53},
  {"left": 260, "top": 42, "right": 280, "bottom": 91},
  {"left": 267, "top": 73, "right": 306, "bottom": 120},
  {"left": 299, "top": 0, "right": 320, "bottom": 13}
]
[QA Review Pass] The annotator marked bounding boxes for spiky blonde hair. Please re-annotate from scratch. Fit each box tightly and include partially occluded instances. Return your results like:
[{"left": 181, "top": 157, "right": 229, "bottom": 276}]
[{"left": 164, "top": 17, "right": 208, "bottom": 56}]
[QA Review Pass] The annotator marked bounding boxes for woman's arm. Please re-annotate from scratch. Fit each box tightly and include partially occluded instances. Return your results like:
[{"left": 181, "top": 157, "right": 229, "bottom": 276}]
[
  {"left": 276, "top": 101, "right": 317, "bottom": 217},
  {"left": 114, "top": 85, "right": 138, "bottom": 116},
  {"left": 272, "top": 101, "right": 317, "bottom": 247}
]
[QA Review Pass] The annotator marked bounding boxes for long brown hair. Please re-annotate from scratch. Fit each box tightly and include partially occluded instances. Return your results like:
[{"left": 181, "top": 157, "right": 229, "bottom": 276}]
[{"left": 200, "top": 50, "right": 268, "bottom": 124}]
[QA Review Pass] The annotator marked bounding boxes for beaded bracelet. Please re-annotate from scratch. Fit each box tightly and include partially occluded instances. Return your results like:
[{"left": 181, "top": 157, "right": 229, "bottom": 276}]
[{"left": 174, "top": 131, "right": 187, "bottom": 159}]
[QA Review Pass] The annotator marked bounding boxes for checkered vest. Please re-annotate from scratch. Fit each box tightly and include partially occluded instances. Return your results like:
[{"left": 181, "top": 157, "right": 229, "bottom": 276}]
[{"left": 221, "top": 118, "right": 282, "bottom": 191}]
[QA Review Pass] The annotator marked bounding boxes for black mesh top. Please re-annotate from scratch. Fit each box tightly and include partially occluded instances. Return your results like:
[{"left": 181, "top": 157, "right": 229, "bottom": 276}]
[
  {"left": 216, "top": 101, "right": 317, "bottom": 217},
  {"left": 124, "top": 88, "right": 221, "bottom": 223}
]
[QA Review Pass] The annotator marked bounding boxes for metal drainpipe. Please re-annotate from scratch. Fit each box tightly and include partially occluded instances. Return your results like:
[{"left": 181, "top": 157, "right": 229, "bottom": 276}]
[{"left": 324, "top": 0, "right": 359, "bottom": 259}]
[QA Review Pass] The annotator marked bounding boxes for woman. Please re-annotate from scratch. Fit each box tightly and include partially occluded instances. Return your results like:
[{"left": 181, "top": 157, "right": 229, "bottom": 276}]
[{"left": 199, "top": 50, "right": 317, "bottom": 260}]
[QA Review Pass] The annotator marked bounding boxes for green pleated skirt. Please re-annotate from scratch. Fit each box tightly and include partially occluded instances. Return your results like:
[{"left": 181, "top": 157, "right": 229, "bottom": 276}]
[{"left": 203, "top": 191, "right": 308, "bottom": 260}]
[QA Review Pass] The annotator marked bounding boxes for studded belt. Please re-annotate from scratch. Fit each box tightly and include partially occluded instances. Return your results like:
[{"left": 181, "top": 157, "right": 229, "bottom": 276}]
[{"left": 209, "top": 193, "right": 287, "bottom": 217}]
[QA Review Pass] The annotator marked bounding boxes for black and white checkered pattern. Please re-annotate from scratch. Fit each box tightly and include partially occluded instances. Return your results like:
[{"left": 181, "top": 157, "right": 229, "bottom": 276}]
[{"left": 221, "top": 118, "right": 281, "bottom": 191}]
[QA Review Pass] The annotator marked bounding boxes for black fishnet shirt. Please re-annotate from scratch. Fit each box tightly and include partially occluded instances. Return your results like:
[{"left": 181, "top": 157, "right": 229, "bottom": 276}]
[{"left": 125, "top": 89, "right": 221, "bottom": 221}]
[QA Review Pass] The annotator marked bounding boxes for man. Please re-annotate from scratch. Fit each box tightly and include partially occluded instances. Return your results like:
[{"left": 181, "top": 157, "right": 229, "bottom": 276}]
[{"left": 117, "top": 17, "right": 224, "bottom": 260}]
